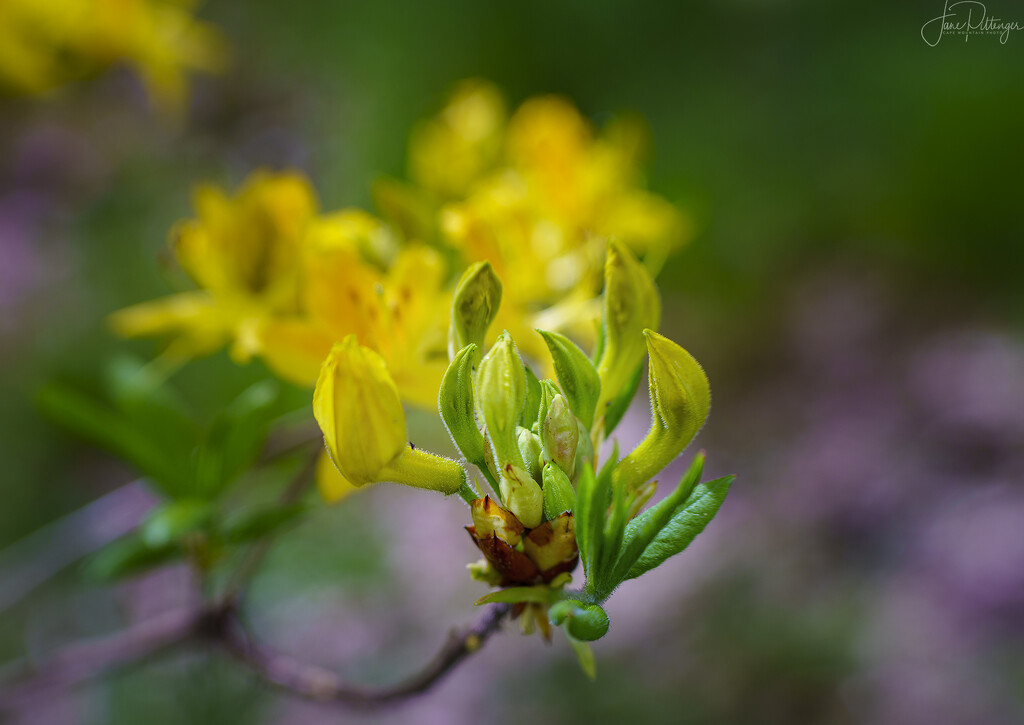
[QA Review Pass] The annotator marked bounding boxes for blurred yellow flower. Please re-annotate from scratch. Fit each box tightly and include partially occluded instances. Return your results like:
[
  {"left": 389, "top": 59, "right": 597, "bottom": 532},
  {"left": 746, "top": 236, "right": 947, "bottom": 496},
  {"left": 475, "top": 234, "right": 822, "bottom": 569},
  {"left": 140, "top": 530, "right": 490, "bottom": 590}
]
[
  {"left": 0, "top": 0, "right": 227, "bottom": 110},
  {"left": 257, "top": 211, "right": 450, "bottom": 408},
  {"left": 110, "top": 171, "right": 317, "bottom": 364},
  {"left": 406, "top": 80, "right": 689, "bottom": 360},
  {"left": 112, "top": 170, "right": 450, "bottom": 408}
]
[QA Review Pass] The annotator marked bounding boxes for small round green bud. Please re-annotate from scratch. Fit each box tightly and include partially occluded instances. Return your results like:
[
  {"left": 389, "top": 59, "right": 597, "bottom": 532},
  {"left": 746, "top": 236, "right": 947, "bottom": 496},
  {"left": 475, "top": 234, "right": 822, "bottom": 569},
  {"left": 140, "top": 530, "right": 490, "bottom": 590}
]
[{"left": 566, "top": 604, "right": 610, "bottom": 641}]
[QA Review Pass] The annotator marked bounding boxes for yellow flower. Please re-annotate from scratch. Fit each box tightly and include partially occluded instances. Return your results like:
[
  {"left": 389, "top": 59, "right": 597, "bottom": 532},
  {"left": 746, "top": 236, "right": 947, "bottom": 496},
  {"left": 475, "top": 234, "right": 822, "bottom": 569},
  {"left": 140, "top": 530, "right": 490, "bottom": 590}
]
[
  {"left": 110, "top": 171, "right": 317, "bottom": 364},
  {"left": 409, "top": 78, "right": 505, "bottom": 199},
  {"left": 406, "top": 80, "right": 689, "bottom": 361},
  {"left": 258, "top": 212, "right": 451, "bottom": 408},
  {"left": 0, "top": 0, "right": 227, "bottom": 110},
  {"left": 313, "top": 335, "right": 465, "bottom": 496}
]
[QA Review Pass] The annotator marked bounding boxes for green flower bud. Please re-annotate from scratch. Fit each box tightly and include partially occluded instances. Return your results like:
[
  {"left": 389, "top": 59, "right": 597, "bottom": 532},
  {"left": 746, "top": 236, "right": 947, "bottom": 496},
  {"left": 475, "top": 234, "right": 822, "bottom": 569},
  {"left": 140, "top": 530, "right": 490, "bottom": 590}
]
[
  {"left": 614, "top": 330, "right": 710, "bottom": 491},
  {"left": 449, "top": 261, "right": 502, "bottom": 360},
  {"left": 499, "top": 463, "right": 543, "bottom": 528},
  {"left": 566, "top": 604, "right": 609, "bottom": 641},
  {"left": 596, "top": 241, "right": 660, "bottom": 433},
  {"left": 542, "top": 462, "right": 576, "bottom": 520},
  {"left": 538, "top": 329, "right": 601, "bottom": 429},
  {"left": 541, "top": 394, "right": 579, "bottom": 478},
  {"left": 518, "top": 426, "right": 543, "bottom": 481},
  {"left": 547, "top": 599, "right": 579, "bottom": 626},
  {"left": 536, "top": 379, "right": 560, "bottom": 432},
  {"left": 477, "top": 332, "right": 527, "bottom": 469},
  {"left": 438, "top": 343, "right": 486, "bottom": 465},
  {"left": 548, "top": 600, "right": 610, "bottom": 641}
]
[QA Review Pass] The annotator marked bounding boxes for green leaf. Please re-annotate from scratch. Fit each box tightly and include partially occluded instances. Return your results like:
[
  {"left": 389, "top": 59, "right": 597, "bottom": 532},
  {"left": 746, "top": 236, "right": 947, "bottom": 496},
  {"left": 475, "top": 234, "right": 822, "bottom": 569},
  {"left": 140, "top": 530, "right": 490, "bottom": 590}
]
[
  {"left": 36, "top": 383, "right": 192, "bottom": 497},
  {"left": 567, "top": 634, "right": 597, "bottom": 680},
  {"left": 602, "top": 360, "right": 643, "bottom": 437},
  {"left": 141, "top": 500, "right": 213, "bottom": 548},
  {"left": 614, "top": 331, "right": 711, "bottom": 491},
  {"left": 439, "top": 344, "right": 488, "bottom": 465},
  {"left": 521, "top": 364, "right": 542, "bottom": 427},
  {"left": 580, "top": 452, "right": 618, "bottom": 596},
  {"left": 221, "top": 502, "right": 308, "bottom": 543},
  {"left": 194, "top": 381, "right": 279, "bottom": 498},
  {"left": 538, "top": 329, "right": 601, "bottom": 429},
  {"left": 105, "top": 356, "right": 198, "bottom": 466},
  {"left": 82, "top": 533, "right": 181, "bottom": 582},
  {"left": 542, "top": 462, "right": 577, "bottom": 520},
  {"left": 474, "top": 586, "right": 562, "bottom": 606},
  {"left": 611, "top": 453, "right": 705, "bottom": 584},
  {"left": 624, "top": 474, "right": 734, "bottom": 580}
]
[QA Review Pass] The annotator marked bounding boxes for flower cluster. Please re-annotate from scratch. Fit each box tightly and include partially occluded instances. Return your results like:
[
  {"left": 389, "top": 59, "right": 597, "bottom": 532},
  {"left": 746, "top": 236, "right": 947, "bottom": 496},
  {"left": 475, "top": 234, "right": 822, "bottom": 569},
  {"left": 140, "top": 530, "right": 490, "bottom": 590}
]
[
  {"left": 110, "top": 172, "right": 451, "bottom": 408},
  {"left": 107, "top": 83, "right": 730, "bottom": 671},
  {"left": 385, "top": 79, "right": 691, "bottom": 363},
  {"left": 313, "top": 240, "right": 733, "bottom": 667},
  {"left": 0, "top": 0, "right": 226, "bottom": 109}
]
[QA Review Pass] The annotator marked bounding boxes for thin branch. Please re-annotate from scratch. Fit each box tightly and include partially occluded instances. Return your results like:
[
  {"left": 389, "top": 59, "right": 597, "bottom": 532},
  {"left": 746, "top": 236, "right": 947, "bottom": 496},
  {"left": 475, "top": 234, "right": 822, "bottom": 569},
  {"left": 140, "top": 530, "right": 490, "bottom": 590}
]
[
  {"left": 218, "top": 604, "right": 511, "bottom": 707},
  {"left": 0, "top": 606, "right": 204, "bottom": 712}
]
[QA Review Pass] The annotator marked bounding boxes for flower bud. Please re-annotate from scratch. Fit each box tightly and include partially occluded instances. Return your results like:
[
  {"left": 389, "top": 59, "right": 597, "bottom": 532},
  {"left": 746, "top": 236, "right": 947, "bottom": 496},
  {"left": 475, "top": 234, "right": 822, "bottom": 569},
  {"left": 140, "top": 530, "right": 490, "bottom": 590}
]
[
  {"left": 477, "top": 332, "right": 527, "bottom": 469},
  {"left": 538, "top": 329, "right": 601, "bottom": 429},
  {"left": 548, "top": 600, "right": 610, "bottom": 641},
  {"left": 470, "top": 496, "right": 525, "bottom": 547},
  {"left": 614, "top": 330, "right": 710, "bottom": 491},
  {"left": 566, "top": 604, "right": 610, "bottom": 641},
  {"left": 499, "top": 463, "right": 543, "bottom": 528},
  {"left": 596, "top": 241, "right": 660, "bottom": 432},
  {"left": 541, "top": 394, "right": 578, "bottom": 477},
  {"left": 449, "top": 261, "right": 502, "bottom": 361},
  {"left": 518, "top": 426, "right": 543, "bottom": 481},
  {"left": 542, "top": 462, "right": 576, "bottom": 520},
  {"left": 313, "top": 335, "right": 405, "bottom": 485},
  {"left": 313, "top": 335, "right": 466, "bottom": 496}
]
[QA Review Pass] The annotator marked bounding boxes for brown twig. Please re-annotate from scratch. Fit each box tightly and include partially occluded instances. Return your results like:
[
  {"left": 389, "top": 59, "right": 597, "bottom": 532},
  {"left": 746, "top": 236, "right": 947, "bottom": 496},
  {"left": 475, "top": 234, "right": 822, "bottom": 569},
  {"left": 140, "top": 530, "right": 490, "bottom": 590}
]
[
  {"left": 218, "top": 603, "right": 511, "bottom": 707},
  {"left": 0, "top": 602, "right": 511, "bottom": 713},
  {"left": 0, "top": 606, "right": 204, "bottom": 711}
]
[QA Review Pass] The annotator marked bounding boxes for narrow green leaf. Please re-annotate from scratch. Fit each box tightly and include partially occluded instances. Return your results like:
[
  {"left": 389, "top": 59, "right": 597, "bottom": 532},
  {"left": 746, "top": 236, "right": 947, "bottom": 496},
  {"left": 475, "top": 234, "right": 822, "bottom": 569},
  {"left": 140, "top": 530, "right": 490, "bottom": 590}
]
[
  {"left": 602, "top": 360, "right": 643, "bottom": 437},
  {"left": 141, "top": 500, "right": 213, "bottom": 548},
  {"left": 567, "top": 634, "right": 597, "bottom": 680},
  {"left": 624, "top": 475, "right": 734, "bottom": 580},
  {"left": 36, "top": 383, "right": 190, "bottom": 497},
  {"left": 612, "top": 453, "right": 705, "bottom": 584},
  {"left": 474, "top": 586, "right": 562, "bottom": 606},
  {"left": 573, "top": 464, "right": 596, "bottom": 572},
  {"left": 221, "top": 502, "right": 308, "bottom": 543},
  {"left": 194, "top": 381, "right": 279, "bottom": 498},
  {"left": 538, "top": 329, "right": 601, "bottom": 429},
  {"left": 521, "top": 364, "right": 542, "bottom": 427},
  {"left": 439, "top": 344, "right": 488, "bottom": 465},
  {"left": 82, "top": 533, "right": 181, "bottom": 582}
]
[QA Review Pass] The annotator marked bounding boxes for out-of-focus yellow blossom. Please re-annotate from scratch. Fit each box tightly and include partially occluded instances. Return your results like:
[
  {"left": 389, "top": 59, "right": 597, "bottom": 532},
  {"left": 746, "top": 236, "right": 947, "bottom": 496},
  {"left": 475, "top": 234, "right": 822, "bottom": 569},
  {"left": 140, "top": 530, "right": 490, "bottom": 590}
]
[
  {"left": 407, "top": 80, "right": 689, "bottom": 360},
  {"left": 111, "top": 171, "right": 316, "bottom": 364},
  {"left": 258, "top": 211, "right": 450, "bottom": 408},
  {"left": 112, "top": 171, "right": 451, "bottom": 408},
  {"left": 0, "top": 0, "right": 226, "bottom": 110}
]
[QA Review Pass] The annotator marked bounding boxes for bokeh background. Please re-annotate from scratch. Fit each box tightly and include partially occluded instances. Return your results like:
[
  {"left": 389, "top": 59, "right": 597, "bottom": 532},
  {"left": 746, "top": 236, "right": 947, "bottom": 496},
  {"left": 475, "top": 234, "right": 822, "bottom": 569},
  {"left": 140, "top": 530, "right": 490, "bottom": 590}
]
[{"left": 2, "top": 1, "right": 1023, "bottom": 723}]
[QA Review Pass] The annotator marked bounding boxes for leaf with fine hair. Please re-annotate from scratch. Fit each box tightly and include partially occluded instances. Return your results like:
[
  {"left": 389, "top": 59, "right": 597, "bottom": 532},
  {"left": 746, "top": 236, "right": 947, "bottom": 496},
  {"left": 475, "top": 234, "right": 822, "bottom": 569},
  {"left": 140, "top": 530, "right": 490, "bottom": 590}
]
[
  {"left": 538, "top": 329, "right": 601, "bottom": 429},
  {"left": 624, "top": 474, "right": 734, "bottom": 580},
  {"left": 610, "top": 453, "right": 705, "bottom": 584}
]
